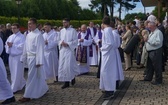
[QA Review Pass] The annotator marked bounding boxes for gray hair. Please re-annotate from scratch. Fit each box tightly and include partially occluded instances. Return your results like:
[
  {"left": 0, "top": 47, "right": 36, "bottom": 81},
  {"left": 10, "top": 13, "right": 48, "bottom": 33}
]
[
  {"left": 6, "top": 23, "right": 11, "bottom": 27},
  {"left": 148, "top": 21, "right": 156, "bottom": 26}
]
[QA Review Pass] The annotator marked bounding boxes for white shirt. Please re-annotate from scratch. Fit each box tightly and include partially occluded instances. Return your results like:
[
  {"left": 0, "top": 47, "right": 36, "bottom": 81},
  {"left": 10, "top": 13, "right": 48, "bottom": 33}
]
[{"left": 146, "top": 28, "right": 163, "bottom": 51}]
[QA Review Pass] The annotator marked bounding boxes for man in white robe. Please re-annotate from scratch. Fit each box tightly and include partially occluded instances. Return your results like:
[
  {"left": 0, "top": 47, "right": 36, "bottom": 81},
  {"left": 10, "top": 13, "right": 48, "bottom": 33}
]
[
  {"left": 58, "top": 18, "right": 79, "bottom": 89},
  {"left": 94, "top": 24, "right": 103, "bottom": 78},
  {"left": 99, "top": 16, "right": 118, "bottom": 100},
  {"left": 43, "top": 22, "right": 58, "bottom": 82},
  {"left": 111, "top": 22, "right": 124, "bottom": 88},
  {"left": 19, "top": 18, "right": 48, "bottom": 102},
  {"left": 0, "top": 37, "right": 16, "bottom": 104},
  {"left": 87, "top": 22, "right": 98, "bottom": 66},
  {"left": 76, "top": 24, "right": 92, "bottom": 75},
  {"left": 5, "top": 23, "right": 26, "bottom": 93}
]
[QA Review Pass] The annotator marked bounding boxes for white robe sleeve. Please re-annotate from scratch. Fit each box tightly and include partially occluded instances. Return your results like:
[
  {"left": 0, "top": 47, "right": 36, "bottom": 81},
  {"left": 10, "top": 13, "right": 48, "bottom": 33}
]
[
  {"left": 82, "top": 35, "right": 92, "bottom": 46},
  {"left": 36, "top": 34, "right": 45, "bottom": 65},
  {"left": 66, "top": 29, "right": 78, "bottom": 50},
  {"left": 57, "top": 32, "right": 62, "bottom": 50},
  {"left": 0, "top": 37, "right": 3, "bottom": 55},
  {"left": 5, "top": 35, "right": 25, "bottom": 55},
  {"left": 101, "top": 29, "right": 114, "bottom": 51},
  {"left": 11, "top": 36, "right": 25, "bottom": 55},
  {"left": 94, "top": 32, "right": 99, "bottom": 45},
  {"left": 113, "top": 30, "right": 121, "bottom": 48},
  {"left": 5, "top": 37, "right": 10, "bottom": 54},
  {"left": 20, "top": 40, "right": 27, "bottom": 62},
  {"left": 45, "top": 34, "right": 58, "bottom": 50}
]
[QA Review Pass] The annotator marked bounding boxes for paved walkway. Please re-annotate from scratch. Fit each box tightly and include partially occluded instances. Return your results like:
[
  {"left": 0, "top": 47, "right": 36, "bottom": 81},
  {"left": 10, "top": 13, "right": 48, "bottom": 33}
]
[{"left": 1, "top": 64, "right": 168, "bottom": 105}]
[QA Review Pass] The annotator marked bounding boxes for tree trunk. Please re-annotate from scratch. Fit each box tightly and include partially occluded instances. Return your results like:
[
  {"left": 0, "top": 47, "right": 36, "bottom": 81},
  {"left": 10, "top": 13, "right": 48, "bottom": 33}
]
[
  {"left": 119, "top": 2, "right": 122, "bottom": 19},
  {"left": 104, "top": 4, "right": 107, "bottom": 17},
  {"left": 110, "top": 2, "right": 114, "bottom": 19}
]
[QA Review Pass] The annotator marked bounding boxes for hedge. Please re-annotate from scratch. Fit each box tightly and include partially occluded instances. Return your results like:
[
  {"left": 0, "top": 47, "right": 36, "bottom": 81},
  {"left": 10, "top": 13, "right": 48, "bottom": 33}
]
[{"left": 0, "top": 16, "right": 102, "bottom": 30}]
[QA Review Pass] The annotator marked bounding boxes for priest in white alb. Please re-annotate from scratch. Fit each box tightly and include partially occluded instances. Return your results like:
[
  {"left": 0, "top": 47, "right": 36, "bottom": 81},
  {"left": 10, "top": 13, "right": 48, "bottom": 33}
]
[
  {"left": 57, "top": 18, "right": 79, "bottom": 89},
  {"left": 100, "top": 16, "right": 118, "bottom": 100},
  {"left": 76, "top": 24, "right": 92, "bottom": 75},
  {"left": 0, "top": 37, "right": 16, "bottom": 104},
  {"left": 5, "top": 23, "right": 26, "bottom": 93},
  {"left": 43, "top": 22, "right": 58, "bottom": 82},
  {"left": 19, "top": 18, "right": 48, "bottom": 102},
  {"left": 94, "top": 24, "right": 103, "bottom": 78},
  {"left": 111, "top": 22, "right": 124, "bottom": 88},
  {"left": 87, "top": 22, "right": 98, "bottom": 66}
]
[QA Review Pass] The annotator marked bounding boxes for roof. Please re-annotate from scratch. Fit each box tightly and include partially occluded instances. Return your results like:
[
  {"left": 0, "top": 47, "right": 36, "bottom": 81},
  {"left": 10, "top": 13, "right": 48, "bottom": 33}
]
[{"left": 141, "top": 0, "right": 158, "bottom": 7}]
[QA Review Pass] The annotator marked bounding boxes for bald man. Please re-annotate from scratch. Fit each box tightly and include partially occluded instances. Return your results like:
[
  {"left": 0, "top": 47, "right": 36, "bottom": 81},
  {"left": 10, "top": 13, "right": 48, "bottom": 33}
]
[{"left": 76, "top": 24, "right": 92, "bottom": 75}]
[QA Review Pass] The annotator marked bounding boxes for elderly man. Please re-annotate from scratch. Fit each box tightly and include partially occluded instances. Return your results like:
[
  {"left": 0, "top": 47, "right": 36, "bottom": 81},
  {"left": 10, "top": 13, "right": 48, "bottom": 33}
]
[
  {"left": 6, "top": 23, "right": 13, "bottom": 37},
  {"left": 76, "top": 24, "right": 92, "bottom": 75},
  {"left": 87, "top": 22, "right": 98, "bottom": 66},
  {"left": 140, "top": 22, "right": 163, "bottom": 85},
  {"left": 147, "top": 13, "right": 156, "bottom": 22}
]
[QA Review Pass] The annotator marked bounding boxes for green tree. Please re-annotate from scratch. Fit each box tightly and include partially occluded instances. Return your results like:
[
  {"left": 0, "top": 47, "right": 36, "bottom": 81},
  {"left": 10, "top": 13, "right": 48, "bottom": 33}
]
[
  {"left": 124, "top": 12, "right": 146, "bottom": 22},
  {"left": 0, "top": 0, "right": 17, "bottom": 17},
  {"left": 89, "top": 0, "right": 111, "bottom": 18},
  {"left": 0, "top": 0, "right": 100, "bottom": 20},
  {"left": 89, "top": 0, "right": 137, "bottom": 19},
  {"left": 116, "top": 0, "right": 136, "bottom": 19},
  {"left": 153, "top": 6, "right": 166, "bottom": 20}
]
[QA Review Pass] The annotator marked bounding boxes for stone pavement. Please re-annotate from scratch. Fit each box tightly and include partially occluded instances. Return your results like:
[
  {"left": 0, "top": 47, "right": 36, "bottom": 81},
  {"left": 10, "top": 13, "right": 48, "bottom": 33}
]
[{"left": 1, "top": 64, "right": 168, "bottom": 105}]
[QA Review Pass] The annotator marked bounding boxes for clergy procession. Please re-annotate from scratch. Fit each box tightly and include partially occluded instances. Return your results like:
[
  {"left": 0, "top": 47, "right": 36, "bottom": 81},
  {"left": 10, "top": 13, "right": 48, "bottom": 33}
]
[
  {"left": 0, "top": 16, "right": 124, "bottom": 104},
  {"left": 0, "top": 12, "right": 168, "bottom": 104}
]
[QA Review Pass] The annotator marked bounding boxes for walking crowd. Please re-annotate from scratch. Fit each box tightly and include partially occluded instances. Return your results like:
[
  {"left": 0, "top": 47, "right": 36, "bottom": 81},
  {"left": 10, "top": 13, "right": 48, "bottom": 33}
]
[{"left": 0, "top": 12, "right": 168, "bottom": 104}]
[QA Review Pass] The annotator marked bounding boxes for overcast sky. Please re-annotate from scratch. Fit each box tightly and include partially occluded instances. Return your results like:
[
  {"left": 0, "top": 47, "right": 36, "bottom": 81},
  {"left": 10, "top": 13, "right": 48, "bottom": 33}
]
[{"left": 77, "top": 0, "right": 155, "bottom": 19}]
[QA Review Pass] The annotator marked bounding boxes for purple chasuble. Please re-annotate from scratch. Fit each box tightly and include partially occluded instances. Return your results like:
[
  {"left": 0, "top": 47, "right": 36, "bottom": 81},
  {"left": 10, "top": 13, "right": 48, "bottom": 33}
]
[
  {"left": 76, "top": 32, "right": 89, "bottom": 63},
  {"left": 98, "top": 30, "right": 102, "bottom": 48},
  {"left": 87, "top": 27, "right": 97, "bottom": 57}
]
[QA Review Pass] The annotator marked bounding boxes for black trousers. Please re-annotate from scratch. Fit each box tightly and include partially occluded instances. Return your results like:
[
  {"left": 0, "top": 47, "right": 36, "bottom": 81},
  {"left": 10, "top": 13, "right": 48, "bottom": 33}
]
[
  {"left": 97, "top": 52, "right": 101, "bottom": 78},
  {"left": 145, "top": 48, "right": 163, "bottom": 83}
]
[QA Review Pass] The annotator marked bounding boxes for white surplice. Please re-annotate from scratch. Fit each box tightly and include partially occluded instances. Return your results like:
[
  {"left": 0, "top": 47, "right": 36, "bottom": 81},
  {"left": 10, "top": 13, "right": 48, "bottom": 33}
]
[
  {"left": 43, "top": 30, "right": 58, "bottom": 80},
  {"left": 5, "top": 31, "right": 26, "bottom": 93},
  {"left": 99, "top": 27, "right": 118, "bottom": 91},
  {"left": 77, "top": 32, "right": 92, "bottom": 74},
  {"left": 20, "top": 28, "right": 48, "bottom": 99},
  {"left": 0, "top": 37, "right": 14, "bottom": 100},
  {"left": 94, "top": 30, "right": 103, "bottom": 65},
  {"left": 58, "top": 27, "right": 79, "bottom": 82},
  {"left": 112, "top": 29, "right": 124, "bottom": 81},
  {"left": 88, "top": 28, "right": 98, "bottom": 66}
]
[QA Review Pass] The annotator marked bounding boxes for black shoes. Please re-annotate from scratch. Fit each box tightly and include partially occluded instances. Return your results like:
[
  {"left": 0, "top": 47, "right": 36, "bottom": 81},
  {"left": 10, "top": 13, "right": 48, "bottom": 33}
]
[
  {"left": 18, "top": 97, "right": 31, "bottom": 103},
  {"left": 103, "top": 91, "right": 114, "bottom": 100},
  {"left": 61, "top": 82, "right": 70, "bottom": 89},
  {"left": 139, "top": 79, "right": 151, "bottom": 82},
  {"left": 151, "top": 81, "right": 162, "bottom": 85},
  {"left": 71, "top": 78, "right": 76, "bottom": 86},
  {"left": 124, "top": 67, "right": 131, "bottom": 71},
  {"left": 61, "top": 78, "right": 76, "bottom": 89},
  {"left": 1, "top": 96, "right": 16, "bottom": 104}
]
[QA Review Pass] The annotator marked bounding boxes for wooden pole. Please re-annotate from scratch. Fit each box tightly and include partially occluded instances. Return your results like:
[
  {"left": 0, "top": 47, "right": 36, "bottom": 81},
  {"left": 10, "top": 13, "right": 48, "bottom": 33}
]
[{"left": 158, "top": 0, "right": 161, "bottom": 19}]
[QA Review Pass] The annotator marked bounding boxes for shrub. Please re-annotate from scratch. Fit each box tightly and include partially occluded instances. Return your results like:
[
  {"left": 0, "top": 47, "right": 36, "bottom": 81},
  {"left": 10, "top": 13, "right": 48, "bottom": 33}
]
[{"left": 0, "top": 16, "right": 102, "bottom": 30}]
